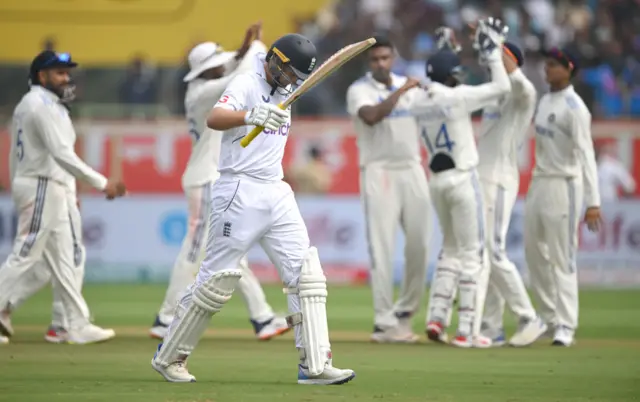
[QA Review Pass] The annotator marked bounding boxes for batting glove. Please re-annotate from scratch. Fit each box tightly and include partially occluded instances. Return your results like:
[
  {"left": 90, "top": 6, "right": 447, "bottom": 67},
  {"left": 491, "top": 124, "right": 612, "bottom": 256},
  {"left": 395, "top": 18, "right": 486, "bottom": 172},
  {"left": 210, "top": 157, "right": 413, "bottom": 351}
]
[
  {"left": 244, "top": 103, "right": 290, "bottom": 131},
  {"left": 435, "top": 27, "right": 461, "bottom": 53},
  {"left": 473, "top": 17, "right": 508, "bottom": 63}
]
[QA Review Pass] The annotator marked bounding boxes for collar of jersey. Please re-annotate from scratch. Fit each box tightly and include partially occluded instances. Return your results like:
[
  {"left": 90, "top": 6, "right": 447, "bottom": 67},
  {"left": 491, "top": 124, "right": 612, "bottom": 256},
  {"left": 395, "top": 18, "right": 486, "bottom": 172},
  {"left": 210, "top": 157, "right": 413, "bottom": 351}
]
[
  {"left": 548, "top": 84, "right": 574, "bottom": 97},
  {"left": 31, "top": 85, "right": 60, "bottom": 103},
  {"left": 366, "top": 72, "right": 403, "bottom": 91}
]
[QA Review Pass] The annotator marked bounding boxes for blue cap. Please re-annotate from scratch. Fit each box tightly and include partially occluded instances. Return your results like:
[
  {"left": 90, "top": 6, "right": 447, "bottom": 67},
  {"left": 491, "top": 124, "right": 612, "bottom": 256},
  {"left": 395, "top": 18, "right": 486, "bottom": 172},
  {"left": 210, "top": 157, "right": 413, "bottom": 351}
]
[
  {"left": 29, "top": 51, "right": 78, "bottom": 83},
  {"left": 503, "top": 42, "right": 524, "bottom": 67},
  {"left": 542, "top": 47, "right": 579, "bottom": 76},
  {"left": 425, "top": 49, "right": 462, "bottom": 84}
]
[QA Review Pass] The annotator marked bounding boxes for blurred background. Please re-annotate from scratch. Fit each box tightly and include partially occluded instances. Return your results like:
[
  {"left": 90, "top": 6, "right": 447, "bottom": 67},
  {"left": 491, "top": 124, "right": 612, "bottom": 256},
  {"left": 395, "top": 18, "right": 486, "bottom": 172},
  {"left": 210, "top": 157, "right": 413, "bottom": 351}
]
[{"left": 0, "top": 0, "right": 639, "bottom": 287}]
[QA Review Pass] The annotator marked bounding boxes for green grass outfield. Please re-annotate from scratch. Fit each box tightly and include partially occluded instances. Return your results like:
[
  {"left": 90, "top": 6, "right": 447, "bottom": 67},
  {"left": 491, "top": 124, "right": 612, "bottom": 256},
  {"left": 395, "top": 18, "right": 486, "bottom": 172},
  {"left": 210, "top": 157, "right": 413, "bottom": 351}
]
[{"left": 1, "top": 285, "right": 640, "bottom": 402}]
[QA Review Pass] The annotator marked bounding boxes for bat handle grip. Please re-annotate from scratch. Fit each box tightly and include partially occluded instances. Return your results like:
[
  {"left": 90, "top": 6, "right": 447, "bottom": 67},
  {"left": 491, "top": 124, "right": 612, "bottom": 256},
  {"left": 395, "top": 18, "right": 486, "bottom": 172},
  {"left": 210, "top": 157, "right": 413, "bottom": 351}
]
[
  {"left": 239, "top": 103, "right": 286, "bottom": 148},
  {"left": 240, "top": 126, "right": 264, "bottom": 148}
]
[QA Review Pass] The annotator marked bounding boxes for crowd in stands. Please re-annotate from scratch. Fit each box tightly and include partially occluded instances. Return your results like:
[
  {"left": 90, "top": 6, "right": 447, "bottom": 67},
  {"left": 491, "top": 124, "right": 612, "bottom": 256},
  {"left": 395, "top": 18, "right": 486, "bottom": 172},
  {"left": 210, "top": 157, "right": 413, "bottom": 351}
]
[
  {"left": 0, "top": 0, "right": 637, "bottom": 119},
  {"left": 294, "top": 0, "right": 640, "bottom": 117}
]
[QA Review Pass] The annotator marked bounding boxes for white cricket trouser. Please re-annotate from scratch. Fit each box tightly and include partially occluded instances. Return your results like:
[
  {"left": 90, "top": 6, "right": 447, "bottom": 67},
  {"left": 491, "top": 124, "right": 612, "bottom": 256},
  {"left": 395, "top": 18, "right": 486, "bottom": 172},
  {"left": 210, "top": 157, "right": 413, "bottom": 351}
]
[
  {"left": 4, "top": 193, "right": 86, "bottom": 329},
  {"left": 480, "top": 179, "right": 536, "bottom": 332},
  {"left": 0, "top": 177, "right": 90, "bottom": 330},
  {"left": 525, "top": 176, "right": 582, "bottom": 331},
  {"left": 360, "top": 162, "right": 430, "bottom": 329},
  {"left": 426, "top": 169, "right": 486, "bottom": 337},
  {"left": 157, "top": 183, "right": 275, "bottom": 325},
  {"left": 166, "top": 176, "right": 310, "bottom": 348}
]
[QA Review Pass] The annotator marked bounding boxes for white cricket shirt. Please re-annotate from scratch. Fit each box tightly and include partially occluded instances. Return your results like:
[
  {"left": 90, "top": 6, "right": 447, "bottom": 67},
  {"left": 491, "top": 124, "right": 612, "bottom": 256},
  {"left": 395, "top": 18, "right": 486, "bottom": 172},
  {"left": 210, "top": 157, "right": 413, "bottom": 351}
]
[
  {"left": 410, "top": 58, "right": 511, "bottom": 172},
  {"left": 212, "top": 52, "right": 292, "bottom": 181},
  {"left": 9, "top": 86, "right": 107, "bottom": 191},
  {"left": 477, "top": 69, "right": 537, "bottom": 185},
  {"left": 182, "top": 41, "right": 267, "bottom": 188},
  {"left": 532, "top": 85, "right": 601, "bottom": 207},
  {"left": 346, "top": 72, "right": 421, "bottom": 167}
]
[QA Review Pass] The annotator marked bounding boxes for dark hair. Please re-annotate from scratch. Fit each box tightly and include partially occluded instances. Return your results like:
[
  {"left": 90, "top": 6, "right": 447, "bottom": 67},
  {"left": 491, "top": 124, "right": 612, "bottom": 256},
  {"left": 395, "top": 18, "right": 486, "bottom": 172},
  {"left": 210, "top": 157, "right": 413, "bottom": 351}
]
[{"left": 370, "top": 35, "right": 394, "bottom": 51}]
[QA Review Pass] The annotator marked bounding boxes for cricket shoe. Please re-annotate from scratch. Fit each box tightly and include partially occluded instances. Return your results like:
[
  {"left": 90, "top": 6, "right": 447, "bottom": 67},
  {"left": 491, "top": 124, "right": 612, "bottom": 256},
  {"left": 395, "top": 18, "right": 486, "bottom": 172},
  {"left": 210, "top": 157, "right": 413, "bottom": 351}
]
[
  {"left": 149, "top": 315, "right": 170, "bottom": 340},
  {"left": 370, "top": 325, "right": 419, "bottom": 344},
  {"left": 0, "top": 335, "right": 8, "bottom": 345},
  {"left": 44, "top": 325, "right": 69, "bottom": 344},
  {"left": 396, "top": 312, "right": 420, "bottom": 342},
  {"left": 426, "top": 321, "right": 448, "bottom": 344},
  {"left": 0, "top": 311, "right": 14, "bottom": 338},
  {"left": 551, "top": 325, "right": 575, "bottom": 347},
  {"left": 151, "top": 343, "right": 196, "bottom": 383},
  {"left": 480, "top": 322, "right": 506, "bottom": 347},
  {"left": 297, "top": 350, "right": 355, "bottom": 385},
  {"left": 450, "top": 334, "right": 492, "bottom": 348},
  {"left": 252, "top": 315, "right": 292, "bottom": 341},
  {"left": 67, "top": 324, "right": 115, "bottom": 344},
  {"left": 509, "top": 316, "right": 547, "bottom": 347}
]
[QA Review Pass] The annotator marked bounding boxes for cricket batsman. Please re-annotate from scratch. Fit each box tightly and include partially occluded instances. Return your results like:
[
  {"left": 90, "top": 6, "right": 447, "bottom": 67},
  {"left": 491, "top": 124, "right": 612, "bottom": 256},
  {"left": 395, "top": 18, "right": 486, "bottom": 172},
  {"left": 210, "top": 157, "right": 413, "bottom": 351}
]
[
  {"left": 476, "top": 41, "right": 548, "bottom": 347},
  {"left": 151, "top": 33, "right": 355, "bottom": 385},
  {"left": 345, "top": 36, "right": 430, "bottom": 344},
  {"left": 526, "top": 47, "right": 601, "bottom": 346},
  {"left": 0, "top": 50, "right": 126, "bottom": 344},
  {"left": 413, "top": 18, "right": 511, "bottom": 348},
  {"left": 150, "top": 23, "right": 290, "bottom": 341}
]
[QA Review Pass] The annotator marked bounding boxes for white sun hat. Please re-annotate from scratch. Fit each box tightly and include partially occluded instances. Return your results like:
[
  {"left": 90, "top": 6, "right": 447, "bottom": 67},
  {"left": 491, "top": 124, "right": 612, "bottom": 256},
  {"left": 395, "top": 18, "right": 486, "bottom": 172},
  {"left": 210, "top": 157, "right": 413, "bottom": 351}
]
[{"left": 183, "top": 42, "right": 237, "bottom": 82}]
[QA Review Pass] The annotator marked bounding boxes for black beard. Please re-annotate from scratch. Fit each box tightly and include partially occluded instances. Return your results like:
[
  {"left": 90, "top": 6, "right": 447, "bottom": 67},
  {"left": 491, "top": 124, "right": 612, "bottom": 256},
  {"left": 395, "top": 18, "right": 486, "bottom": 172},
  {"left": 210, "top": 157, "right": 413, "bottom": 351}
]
[{"left": 44, "top": 81, "right": 76, "bottom": 104}]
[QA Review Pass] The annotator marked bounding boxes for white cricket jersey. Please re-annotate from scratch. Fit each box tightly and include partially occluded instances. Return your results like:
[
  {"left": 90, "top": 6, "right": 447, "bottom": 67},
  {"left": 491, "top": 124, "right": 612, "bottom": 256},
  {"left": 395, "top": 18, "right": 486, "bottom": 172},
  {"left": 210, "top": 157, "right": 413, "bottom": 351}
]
[
  {"left": 212, "top": 52, "right": 291, "bottom": 181},
  {"left": 182, "top": 41, "right": 268, "bottom": 188},
  {"left": 9, "top": 86, "right": 107, "bottom": 191},
  {"left": 410, "top": 58, "right": 511, "bottom": 172},
  {"left": 345, "top": 73, "right": 422, "bottom": 167},
  {"left": 477, "top": 69, "right": 537, "bottom": 185},
  {"left": 533, "top": 85, "right": 601, "bottom": 207}
]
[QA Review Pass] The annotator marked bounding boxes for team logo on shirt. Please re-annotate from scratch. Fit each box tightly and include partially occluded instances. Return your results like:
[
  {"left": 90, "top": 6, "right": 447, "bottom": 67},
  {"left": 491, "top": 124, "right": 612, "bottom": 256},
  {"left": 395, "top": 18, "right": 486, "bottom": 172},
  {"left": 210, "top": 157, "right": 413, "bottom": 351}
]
[
  {"left": 262, "top": 95, "right": 270, "bottom": 103},
  {"left": 547, "top": 113, "right": 556, "bottom": 123}
]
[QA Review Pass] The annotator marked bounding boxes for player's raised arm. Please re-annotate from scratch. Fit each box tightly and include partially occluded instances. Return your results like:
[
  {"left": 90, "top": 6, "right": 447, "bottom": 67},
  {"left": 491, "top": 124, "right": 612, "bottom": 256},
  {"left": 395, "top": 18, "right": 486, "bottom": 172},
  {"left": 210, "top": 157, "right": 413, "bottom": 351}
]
[
  {"left": 503, "top": 43, "right": 537, "bottom": 128},
  {"left": 460, "top": 18, "right": 511, "bottom": 112},
  {"left": 30, "top": 104, "right": 109, "bottom": 191}
]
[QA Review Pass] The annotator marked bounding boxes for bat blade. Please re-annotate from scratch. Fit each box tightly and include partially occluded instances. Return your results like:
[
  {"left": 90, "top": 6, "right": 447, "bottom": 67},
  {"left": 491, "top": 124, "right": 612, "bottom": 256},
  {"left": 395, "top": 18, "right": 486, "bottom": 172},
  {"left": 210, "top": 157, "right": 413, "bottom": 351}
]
[{"left": 240, "top": 37, "right": 376, "bottom": 148}]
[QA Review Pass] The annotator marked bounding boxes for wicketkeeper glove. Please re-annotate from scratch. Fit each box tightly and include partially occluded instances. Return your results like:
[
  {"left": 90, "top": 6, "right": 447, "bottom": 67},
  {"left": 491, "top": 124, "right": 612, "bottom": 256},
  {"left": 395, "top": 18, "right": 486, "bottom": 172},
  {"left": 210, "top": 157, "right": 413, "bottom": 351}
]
[
  {"left": 435, "top": 27, "right": 462, "bottom": 53},
  {"left": 244, "top": 103, "right": 290, "bottom": 131},
  {"left": 473, "top": 17, "right": 509, "bottom": 63}
]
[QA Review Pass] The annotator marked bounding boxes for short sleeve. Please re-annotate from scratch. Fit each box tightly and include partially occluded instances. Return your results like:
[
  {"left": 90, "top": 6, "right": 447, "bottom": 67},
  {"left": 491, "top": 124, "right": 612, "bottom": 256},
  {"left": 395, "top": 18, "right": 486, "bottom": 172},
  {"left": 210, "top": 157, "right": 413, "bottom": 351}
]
[
  {"left": 213, "top": 74, "right": 251, "bottom": 112},
  {"left": 346, "top": 83, "right": 373, "bottom": 117}
]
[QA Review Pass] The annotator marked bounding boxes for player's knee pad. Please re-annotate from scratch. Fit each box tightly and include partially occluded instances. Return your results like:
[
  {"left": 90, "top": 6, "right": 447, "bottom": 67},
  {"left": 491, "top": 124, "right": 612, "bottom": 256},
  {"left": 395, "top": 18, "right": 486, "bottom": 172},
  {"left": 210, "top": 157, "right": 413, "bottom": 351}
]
[
  {"left": 156, "top": 269, "right": 242, "bottom": 366},
  {"left": 193, "top": 269, "right": 243, "bottom": 313},
  {"left": 284, "top": 247, "right": 330, "bottom": 376}
]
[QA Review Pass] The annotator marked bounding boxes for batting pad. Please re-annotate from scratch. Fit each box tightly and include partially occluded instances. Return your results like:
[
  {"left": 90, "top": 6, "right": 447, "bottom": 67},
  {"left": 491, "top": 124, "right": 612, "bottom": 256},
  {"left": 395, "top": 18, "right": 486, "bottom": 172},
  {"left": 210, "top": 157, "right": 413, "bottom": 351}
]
[
  {"left": 427, "top": 265, "right": 460, "bottom": 326},
  {"left": 298, "top": 247, "right": 331, "bottom": 376},
  {"left": 155, "top": 269, "right": 242, "bottom": 366}
]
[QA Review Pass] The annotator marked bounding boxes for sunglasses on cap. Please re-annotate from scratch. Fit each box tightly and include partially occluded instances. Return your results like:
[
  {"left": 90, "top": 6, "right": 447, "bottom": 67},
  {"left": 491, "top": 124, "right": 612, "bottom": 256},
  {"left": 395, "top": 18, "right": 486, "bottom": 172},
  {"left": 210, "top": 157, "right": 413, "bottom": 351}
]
[{"left": 41, "top": 52, "right": 75, "bottom": 69}]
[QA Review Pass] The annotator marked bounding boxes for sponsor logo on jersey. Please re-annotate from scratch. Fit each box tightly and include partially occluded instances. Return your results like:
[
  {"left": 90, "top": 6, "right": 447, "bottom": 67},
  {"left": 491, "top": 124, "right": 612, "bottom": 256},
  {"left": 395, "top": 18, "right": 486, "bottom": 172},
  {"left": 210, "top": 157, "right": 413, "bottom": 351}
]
[
  {"left": 262, "top": 95, "right": 271, "bottom": 103},
  {"left": 264, "top": 121, "right": 291, "bottom": 136}
]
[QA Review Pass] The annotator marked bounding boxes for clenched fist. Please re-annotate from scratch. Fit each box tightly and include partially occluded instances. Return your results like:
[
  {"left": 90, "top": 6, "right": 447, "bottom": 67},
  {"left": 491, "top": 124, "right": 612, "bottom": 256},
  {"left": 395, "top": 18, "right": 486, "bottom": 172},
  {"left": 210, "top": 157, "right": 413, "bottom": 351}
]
[{"left": 104, "top": 179, "right": 127, "bottom": 200}]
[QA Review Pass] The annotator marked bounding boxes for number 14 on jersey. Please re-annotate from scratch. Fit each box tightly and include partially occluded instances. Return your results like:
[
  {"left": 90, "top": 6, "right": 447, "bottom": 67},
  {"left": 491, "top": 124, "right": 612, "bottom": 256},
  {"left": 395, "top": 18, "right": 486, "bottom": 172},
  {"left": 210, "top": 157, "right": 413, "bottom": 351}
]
[{"left": 421, "top": 123, "right": 454, "bottom": 153}]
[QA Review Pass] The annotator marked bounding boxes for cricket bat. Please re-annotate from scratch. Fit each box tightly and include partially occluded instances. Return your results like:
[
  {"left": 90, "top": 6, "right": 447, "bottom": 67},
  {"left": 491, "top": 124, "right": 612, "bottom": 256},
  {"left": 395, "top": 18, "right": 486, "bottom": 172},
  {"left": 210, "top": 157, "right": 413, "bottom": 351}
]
[{"left": 240, "top": 37, "right": 376, "bottom": 148}]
